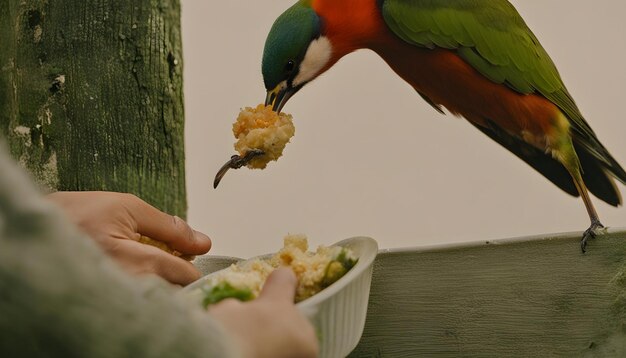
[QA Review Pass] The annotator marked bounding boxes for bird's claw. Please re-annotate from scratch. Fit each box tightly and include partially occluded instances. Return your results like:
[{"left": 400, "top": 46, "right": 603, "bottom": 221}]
[
  {"left": 580, "top": 220, "right": 605, "bottom": 254},
  {"left": 213, "top": 149, "right": 265, "bottom": 189}
]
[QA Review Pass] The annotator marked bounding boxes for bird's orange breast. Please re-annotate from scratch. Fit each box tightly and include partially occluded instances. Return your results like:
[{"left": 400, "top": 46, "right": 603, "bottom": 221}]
[
  {"left": 313, "top": 0, "right": 564, "bottom": 148},
  {"left": 371, "top": 36, "right": 563, "bottom": 148},
  {"left": 312, "top": 0, "right": 387, "bottom": 56}
]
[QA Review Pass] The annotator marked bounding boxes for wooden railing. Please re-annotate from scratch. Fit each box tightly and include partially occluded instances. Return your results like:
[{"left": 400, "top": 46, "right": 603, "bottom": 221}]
[{"left": 349, "top": 229, "right": 626, "bottom": 357}]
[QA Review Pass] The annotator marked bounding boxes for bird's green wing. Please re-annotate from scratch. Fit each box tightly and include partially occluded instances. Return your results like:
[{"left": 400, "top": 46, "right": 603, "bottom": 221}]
[{"left": 380, "top": 0, "right": 608, "bottom": 164}]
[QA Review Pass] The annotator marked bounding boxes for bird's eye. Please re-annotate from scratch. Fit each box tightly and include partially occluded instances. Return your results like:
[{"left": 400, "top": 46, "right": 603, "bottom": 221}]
[{"left": 284, "top": 60, "right": 296, "bottom": 74}]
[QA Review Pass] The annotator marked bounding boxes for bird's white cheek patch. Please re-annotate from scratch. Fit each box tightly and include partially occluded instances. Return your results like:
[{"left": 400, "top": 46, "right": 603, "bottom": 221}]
[{"left": 293, "top": 36, "right": 332, "bottom": 87}]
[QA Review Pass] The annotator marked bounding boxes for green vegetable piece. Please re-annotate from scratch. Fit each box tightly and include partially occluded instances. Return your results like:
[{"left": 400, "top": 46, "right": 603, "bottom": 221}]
[
  {"left": 201, "top": 282, "right": 255, "bottom": 308},
  {"left": 321, "top": 249, "right": 358, "bottom": 288}
]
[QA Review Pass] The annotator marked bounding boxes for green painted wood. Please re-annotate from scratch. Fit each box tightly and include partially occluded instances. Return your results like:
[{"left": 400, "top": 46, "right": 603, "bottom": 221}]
[
  {"left": 350, "top": 229, "right": 626, "bottom": 357},
  {"left": 0, "top": 0, "right": 186, "bottom": 217}
]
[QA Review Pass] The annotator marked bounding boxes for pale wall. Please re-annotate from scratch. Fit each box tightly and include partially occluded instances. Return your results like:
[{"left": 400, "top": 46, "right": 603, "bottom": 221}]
[{"left": 181, "top": 0, "right": 626, "bottom": 258}]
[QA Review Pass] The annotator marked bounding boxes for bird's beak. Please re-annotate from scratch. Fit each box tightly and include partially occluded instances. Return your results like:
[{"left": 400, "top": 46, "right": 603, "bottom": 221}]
[{"left": 265, "top": 84, "right": 300, "bottom": 113}]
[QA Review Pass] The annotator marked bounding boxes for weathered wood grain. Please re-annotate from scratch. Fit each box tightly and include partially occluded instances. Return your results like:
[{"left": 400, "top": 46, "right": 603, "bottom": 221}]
[{"left": 350, "top": 229, "right": 626, "bottom": 357}]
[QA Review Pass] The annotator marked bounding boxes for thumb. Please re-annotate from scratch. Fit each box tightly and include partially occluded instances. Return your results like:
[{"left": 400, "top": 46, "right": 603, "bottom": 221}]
[{"left": 258, "top": 267, "right": 297, "bottom": 303}]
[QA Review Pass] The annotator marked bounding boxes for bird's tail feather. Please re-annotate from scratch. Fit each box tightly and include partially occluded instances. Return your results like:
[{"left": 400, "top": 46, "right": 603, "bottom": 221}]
[
  {"left": 576, "top": 143, "right": 622, "bottom": 206},
  {"left": 470, "top": 121, "right": 623, "bottom": 207},
  {"left": 574, "top": 135, "right": 626, "bottom": 187}
]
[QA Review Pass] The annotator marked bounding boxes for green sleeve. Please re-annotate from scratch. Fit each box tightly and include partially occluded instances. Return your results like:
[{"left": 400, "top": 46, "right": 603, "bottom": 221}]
[{"left": 0, "top": 144, "right": 240, "bottom": 358}]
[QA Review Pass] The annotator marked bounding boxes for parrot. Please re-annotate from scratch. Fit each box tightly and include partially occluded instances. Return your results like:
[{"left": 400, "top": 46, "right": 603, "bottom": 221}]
[{"left": 255, "top": 0, "right": 626, "bottom": 252}]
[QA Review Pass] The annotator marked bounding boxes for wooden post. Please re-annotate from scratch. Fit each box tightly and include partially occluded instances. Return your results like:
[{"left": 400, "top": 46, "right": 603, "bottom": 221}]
[{"left": 0, "top": 0, "right": 186, "bottom": 217}]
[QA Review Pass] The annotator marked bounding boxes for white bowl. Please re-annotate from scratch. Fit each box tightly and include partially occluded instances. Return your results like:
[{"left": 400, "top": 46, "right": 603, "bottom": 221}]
[{"left": 184, "top": 237, "right": 378, "bottom": 358}]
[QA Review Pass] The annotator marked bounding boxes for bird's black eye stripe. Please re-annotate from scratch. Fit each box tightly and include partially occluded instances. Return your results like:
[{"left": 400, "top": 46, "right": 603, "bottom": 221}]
[{"left": 285, "top": 60, "right": 295, "bottom": 73}]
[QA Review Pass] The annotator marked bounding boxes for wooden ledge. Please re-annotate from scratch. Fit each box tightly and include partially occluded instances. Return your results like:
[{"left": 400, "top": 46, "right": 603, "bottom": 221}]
[{"left": 350, "top": 228, "right": 626, "bottom": 357}]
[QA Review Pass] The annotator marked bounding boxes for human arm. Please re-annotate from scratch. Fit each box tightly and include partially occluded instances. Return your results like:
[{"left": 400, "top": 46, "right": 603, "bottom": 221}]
[
  {"left": 0, "top": 145, "right": 317, "bottom": 358},
  {"left": 0, "top": 148, "right": 237, "bottom": 357}
]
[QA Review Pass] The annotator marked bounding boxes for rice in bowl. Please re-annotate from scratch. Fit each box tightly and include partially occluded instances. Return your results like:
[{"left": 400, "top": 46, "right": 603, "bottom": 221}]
[{"left": 198, "top": 235, "right": 358, "bottom": 307}]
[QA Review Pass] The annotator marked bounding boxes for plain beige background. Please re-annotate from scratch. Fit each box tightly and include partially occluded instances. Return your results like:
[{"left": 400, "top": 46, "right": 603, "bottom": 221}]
[{"left": 181, "top": 1, "right": 626, "bottom": 258}]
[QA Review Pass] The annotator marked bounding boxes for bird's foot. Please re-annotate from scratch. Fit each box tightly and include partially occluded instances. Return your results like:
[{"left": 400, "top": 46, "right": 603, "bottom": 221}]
[
  {"left": 213, "top": 149, "right": 265, "bottom": 188},
  {"left": 580, "top": 220, "right": 605, "bottom": 253}
]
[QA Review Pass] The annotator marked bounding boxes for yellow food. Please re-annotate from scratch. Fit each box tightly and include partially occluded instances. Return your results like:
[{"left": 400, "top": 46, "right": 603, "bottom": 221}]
[
  {"left": 138, "top": 236, "right": 195, "bottom": 261},
  {"left": 204, "top": 235, "right": 357, "bottom": 303},
  {"left": 233, "top": 104, "right": 295, "bottom": 169}
]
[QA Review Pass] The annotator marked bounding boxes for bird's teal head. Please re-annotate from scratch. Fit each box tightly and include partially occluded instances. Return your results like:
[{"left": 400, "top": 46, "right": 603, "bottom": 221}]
[{"left": 262, "top": 1, "right": 333, "bottom": 112}]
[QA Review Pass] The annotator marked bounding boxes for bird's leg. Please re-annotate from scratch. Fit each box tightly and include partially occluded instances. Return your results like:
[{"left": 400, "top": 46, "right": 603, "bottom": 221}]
[
  {"left": 555, "top": 132, "right": 605, "bottom": 253},
  {"left": 572, "top": 177, "right": 605, "bottom": 253},
  {"left": 213, "top": 149, "right": 265, "bottom": 188}
]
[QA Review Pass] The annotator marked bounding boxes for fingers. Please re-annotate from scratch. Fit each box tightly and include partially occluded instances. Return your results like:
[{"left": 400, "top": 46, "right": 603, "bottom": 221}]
[
  {"left": 258, "top": 268, "right": 297, "bottom": 303},
  {"left": 151, "top": 249, "right": 202, "bottom": 285},
  {"left": 123, "top": 194, "right": 212, "bottom": 255},
  {"left": 107, "top": 239, "right": 201, "bottom": 285}
]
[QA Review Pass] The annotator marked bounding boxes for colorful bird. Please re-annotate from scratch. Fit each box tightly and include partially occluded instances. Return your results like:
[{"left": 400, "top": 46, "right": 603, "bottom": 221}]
[{"left": 261, "top": 0, "right": 626, "bottom": 252}]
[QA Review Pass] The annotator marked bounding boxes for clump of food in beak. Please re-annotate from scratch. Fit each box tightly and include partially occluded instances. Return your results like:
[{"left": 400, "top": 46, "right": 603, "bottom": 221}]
[{"left": 232, "top": 104, "right": 295, "bottom": 169}]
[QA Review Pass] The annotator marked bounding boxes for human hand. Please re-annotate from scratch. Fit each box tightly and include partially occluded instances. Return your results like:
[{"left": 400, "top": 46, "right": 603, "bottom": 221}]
[
  {"left": 209, "top": 268, "right": 319, "bottom": 358},
  {"left": 47, "top": 191, "right": 212, "bottom": 285}
]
